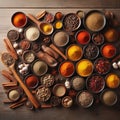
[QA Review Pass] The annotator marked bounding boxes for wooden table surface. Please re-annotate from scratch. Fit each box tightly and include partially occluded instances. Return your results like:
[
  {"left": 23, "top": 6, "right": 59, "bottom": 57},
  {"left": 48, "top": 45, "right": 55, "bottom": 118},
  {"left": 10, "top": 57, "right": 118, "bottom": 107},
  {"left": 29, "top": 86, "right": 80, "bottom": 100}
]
[{"left": 0, "top": 1, "right": 120, "bottom": 120}]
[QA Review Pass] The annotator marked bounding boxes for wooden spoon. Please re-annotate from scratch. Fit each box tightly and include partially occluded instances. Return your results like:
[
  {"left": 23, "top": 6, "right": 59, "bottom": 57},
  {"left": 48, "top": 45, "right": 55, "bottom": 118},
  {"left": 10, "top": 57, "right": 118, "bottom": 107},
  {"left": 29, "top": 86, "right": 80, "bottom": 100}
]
[
  {"left": 1, "top": 51, "right": 40, "bottom": 108},
  {"left": 9, "top": 64, "right": 40, "bottom": 109},
  {"left": 27, "top": 13, "right": 53, "bottom": 35}
]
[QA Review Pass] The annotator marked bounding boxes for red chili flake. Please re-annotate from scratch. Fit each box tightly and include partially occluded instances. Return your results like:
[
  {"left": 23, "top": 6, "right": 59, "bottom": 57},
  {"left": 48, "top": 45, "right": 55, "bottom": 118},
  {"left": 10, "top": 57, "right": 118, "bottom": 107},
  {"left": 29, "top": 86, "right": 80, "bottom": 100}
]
[{"left": 88, "top": 75, "right": 105, "bottom": 93}]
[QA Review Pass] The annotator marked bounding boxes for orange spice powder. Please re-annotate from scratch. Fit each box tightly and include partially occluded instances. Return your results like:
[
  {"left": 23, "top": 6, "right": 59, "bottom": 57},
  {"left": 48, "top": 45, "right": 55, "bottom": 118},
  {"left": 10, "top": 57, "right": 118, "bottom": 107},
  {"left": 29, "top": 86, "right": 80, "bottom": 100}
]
[{"left": 60, "top": 61, "right": 74, "bottom": 77}]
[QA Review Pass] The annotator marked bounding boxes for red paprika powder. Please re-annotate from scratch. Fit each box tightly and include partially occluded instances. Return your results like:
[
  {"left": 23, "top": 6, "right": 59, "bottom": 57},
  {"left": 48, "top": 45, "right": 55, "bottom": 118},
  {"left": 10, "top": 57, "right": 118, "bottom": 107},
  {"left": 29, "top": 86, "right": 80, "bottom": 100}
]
[
  {"left": 12, "top": 12, "right": 27, "bottom": 28},
  {"left": 76, "top": 30, "right": 90, "bottom": 45},
  {"left": 25, "top": 75, "right": 39, "bottom": 89},
  {"left": 101, "top": 44, "right": 116, "bottom": 58}
]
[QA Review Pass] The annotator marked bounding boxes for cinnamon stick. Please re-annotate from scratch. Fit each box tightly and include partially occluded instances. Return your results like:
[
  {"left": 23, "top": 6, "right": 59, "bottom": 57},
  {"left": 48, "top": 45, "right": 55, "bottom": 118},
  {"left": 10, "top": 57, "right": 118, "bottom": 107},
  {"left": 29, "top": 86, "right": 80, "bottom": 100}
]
[
  {"left": 2, "top": 82, "right": 17, "bottom": 87},
  {"left": 1, "top": 70, "right": 17, "bottom": 82},
  {"left": 9, "top": 97, "right": 27, "bottom": 109},
  {"left": 50, "top": 44, "right": 67, "bottom": 60},
  {"left": 36, "top": 10, "right": 46, "bottom": 20},
  {"left": 4, "top": 38, "right": 18, "bottom": 60},
  {"left": 3, "top": 99, "right": 13, "bottom": 104},
  {"left": 41, "top": 104, "right": 52, "bottom": 108},
  {"left": 112, "top": 54, "right": 120, "bottom": 62}
]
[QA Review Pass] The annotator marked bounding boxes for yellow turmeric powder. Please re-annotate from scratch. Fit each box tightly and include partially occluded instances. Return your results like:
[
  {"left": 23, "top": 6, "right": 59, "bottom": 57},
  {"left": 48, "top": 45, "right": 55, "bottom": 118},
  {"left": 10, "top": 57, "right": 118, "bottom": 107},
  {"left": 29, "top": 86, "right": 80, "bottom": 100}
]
[
  {"left": 106, "top": 73, "right": 120, "bottom": 88},
  {"left": 76, "top": 59, "right": 93, "bottom": 77},
  {"left": 67, "top": 45, "right": 83, "bottom": 61}
]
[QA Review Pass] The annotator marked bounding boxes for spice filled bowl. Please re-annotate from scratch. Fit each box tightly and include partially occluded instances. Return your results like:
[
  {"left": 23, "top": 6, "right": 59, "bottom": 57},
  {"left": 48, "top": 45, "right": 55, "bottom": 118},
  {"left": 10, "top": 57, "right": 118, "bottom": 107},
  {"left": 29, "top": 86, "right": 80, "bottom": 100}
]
[
  {"left": 104, "top": 28, "right": 119, "bottom": 42},
  {"left": 84, "top": 10, "right": 106, "bottom": 32},
  {"left": 11, "top": 12, "right": 27, "bottom": 28},
  {"left": 25, "top": 74, "right": 39, "bottom": 89},
  {"left": 63, "top": 13, "right": 81, "bottom": 31},
  {"left": 94, "top": 57, "right": 111, "bottom": 75},
  {"left": 101, "top": 44, "right": 116, "bottom": 59},
  {"left": 83, "top": 43, "right": 99, "bottom": 60},
  {"left": 40, "top": 74, "right": 55, "bottom": 87},
  {"left": 32, "top": 60, "right": 48, "bottom": 76},
  {"left": 75, "top": 30, "right": 91, "bottom": 45},
  {"left": 52, "top": 31, "right": 69, "bottom": 47},
  {"left": 35, "top": 85, "right": 51, "bottom": 102},
  {"left": 19, "top": 39, "right": 31, "bottom": 50},
  {"left": 22, "top": 50, "right": 36, "bottom": 64},
  {"left": 76, "top": 59, "right": 94, "bottom": 77},
  {"left": 54, "top": 21, "right": 63, "bottom": 30},
  {"left": 7, "top": 88, "right": 22, "bottom": 102},
  {"left": 40, "top": 22, "right": 54, "bottom": 35},
  {"left": 76, "top": 90, "right": 94, "bottom": 108},
  {"left": 7, "top": 29, "right": 20, "bottom": 42},
  {"left": 62, "top": 96, "right": 73, "bottom": 108},
  {"left": 71, "top": 76, "right": 85, "bottom": 91},
  {"left": 53, "top": 84, "right": 66, "bottom": 97},
  {"left": 59, "top": 61, "right": 75, "bottom": 77},
  {"left": 66, "top": 44, "right": 83, "bottom": 61},
  {"left": 100, "top": 89, "right": 118, "bottom": 106},
  {"left": 105, "top": 73, "right": 120, "bottom": 89},
  {"left": 92, "top": 33, "right": 104, "bottom": 46},
  {"left": 86, "top": 74, "right": 105, "bottom": 94},
  {"left": 25, "top": 26, "right": 40, "bottom": 42}
]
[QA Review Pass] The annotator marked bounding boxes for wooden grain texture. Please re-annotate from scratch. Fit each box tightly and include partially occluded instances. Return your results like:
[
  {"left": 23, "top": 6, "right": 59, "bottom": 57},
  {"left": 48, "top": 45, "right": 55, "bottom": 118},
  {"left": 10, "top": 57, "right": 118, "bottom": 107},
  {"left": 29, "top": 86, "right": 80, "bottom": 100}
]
[
  {"left": 0, "top": 0, "right": 120, "bottom": 8},
  {"left": 0, "top": 1, "right": 120, "bottom": 120}
]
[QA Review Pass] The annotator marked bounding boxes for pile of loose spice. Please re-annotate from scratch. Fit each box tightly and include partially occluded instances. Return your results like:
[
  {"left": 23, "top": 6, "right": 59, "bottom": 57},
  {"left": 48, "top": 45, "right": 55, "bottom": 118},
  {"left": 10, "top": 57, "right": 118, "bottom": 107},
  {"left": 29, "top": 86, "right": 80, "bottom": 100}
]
[{"left": 1, "top": 10, "right": 120, "bottom": 110}]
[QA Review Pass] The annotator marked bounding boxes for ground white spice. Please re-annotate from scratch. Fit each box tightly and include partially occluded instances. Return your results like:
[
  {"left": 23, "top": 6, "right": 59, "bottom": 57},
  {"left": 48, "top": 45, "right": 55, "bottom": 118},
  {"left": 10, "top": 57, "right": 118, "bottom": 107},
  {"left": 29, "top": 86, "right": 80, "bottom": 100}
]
[{"left": 25, "top": 27, "right": 40, "bottom": 41}]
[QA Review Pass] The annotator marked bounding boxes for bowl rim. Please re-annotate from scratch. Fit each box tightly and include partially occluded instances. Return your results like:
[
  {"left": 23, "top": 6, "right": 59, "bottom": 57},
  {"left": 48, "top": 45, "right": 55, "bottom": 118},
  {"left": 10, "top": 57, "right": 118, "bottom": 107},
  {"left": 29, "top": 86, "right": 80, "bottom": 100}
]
[
  {"left": 66, "top": 44, "right": 83, "bottom": 62},
  {"left": 76, "top": 90, "right": 94, "bottom": 108},
  {"left": 100, "top": 43, "right": 117, "bottom": 59},
  {"left": 83, "top": 43, "right": 99, "bottom": 60},
  {"left": 52, "top": 30, "right": 69, "bottom": 47},
  {"left": 86, "top": 73, "right": 105, "bottom": 94},
  {"left": 83, "top": 10, "right": 106, "bottom": 33},
  {"left": 76, "top": 59, "right": 94, "bottom": 77},
  {"left": 52, "top": 83, "right": 66, "bottom": 97},
  {"left": 62, "top": 13, "right": 81, "bottom": 32},
  {"left": 11, "top": 11, "right": 28, "bottom": 28},
  {"left": 100, "top": 89, "right": 118, "bottom": 106},
  {"left": 75, "top": 29, "right": 91, "bottom": 45},
  {"left": 59, "top": 60, "right": 75, "bottom": 77}
]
